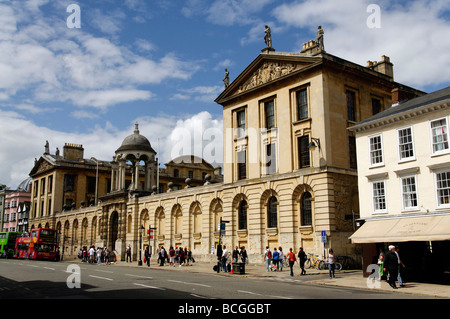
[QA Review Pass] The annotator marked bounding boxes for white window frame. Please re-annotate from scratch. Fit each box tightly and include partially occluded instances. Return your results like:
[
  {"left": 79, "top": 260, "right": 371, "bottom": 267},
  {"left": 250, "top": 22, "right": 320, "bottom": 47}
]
[
  {"left": 430, "top": 117, "right": 449, "bottom": 156},
  {"left": 397, "top": 126, "right": 415, "bottom": 162},
  {"left": 371, "top": 179, "right": 387, "bottom": 214},
  {"left": 399, "top": 174, "right": 419, "bottom": 211},
  {"left": 434, "top": 168, "right": 450, "bottom": 209},
  {"left": 368, "top": 134, "right": 384, "bottom": 167}
]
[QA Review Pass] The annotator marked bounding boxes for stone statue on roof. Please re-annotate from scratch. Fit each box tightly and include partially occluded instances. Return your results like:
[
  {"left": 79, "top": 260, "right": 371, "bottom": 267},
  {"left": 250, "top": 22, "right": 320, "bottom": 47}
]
[
  {"left": 264, "top": 25, "right": 272, "bottom": 48},
  {"left": 44, "top": 140, "right": 50, "bottom": 154},
  {"left": 223, "top": 68, "right": 230, "bottom": 88},
  {"left": 316, "top": 25, "right": 324, "bottom": 51}
]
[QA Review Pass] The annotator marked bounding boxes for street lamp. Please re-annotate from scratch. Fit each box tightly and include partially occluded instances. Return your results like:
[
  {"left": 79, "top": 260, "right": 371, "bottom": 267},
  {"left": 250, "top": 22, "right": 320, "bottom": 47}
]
[
  {"left": 90, "top": 157, "right": 99, "bottom": 205},
  {"left": 138, "top": 225, "right": 144, "bottom": 266},
  {"left": 308, "top": 137, "right": 321, "bottom": 151}
]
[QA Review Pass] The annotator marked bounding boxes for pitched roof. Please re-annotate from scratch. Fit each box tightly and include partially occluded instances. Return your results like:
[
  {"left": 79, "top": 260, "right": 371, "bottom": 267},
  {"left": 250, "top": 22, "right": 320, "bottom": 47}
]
[{"left": 351, "top": 86, "right": 450, "bottom": 130}]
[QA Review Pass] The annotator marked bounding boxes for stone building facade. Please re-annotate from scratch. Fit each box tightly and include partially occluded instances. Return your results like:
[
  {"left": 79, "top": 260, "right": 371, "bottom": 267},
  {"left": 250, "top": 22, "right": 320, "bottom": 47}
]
[{"left": 28, "top": 35, "right": 424, "bottom": 263}]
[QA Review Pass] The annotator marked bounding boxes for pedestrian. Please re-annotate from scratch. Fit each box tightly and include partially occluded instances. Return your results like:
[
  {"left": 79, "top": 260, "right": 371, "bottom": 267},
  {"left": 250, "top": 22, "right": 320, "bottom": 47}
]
[
  {"left": 169, "top": 246, "right": 175, "bottom": 267},
  {"left": 144, "top": 246, "right": 151, "bottom": 267},
  {"left": 383, "top": 245, "right": 399, "bottom": 289},
  {"left": 278, "top": 247, "right": 284, "bottom": 271},
  {"left": 286, "top": 248, "right": 297, "bottom": 277},
  {"left": 221, "top": 245, "right": 229, "bottom": 272},
  {"left": 96, "top": 247, "right": 102, "bottom": 265},
  {"left": 232, "top": 246, "right": 240, "bottom": 263},
  {"left": 159, "top": 247, "right": 166, "bottom": 266},
  {"left": 395, "top": 246, "right": 405, "bottom": 287},
  {"left": 327, "top": 248, "right": 335, "bottom": 278},
  {"left": 297, "top": 247, "right": 307, "bottom": 275},
  {"left": 377, "top": 255, "right": 384, "bottom": 280},
  {"left": 264, "top": 246, "right": 272, "bottom": 272},
  {"left": 89, "top": 246, "right": 95, "bottom": 264},
  {"left": 187, "top": 249, "right": 194, "bottom": 265},
  {"left": 272, "top": 247, "right": 279, "bottom": 271},
  {"left": 179, "top": 247, "right": 186, "bottom": 266},
  {"left": 104, "top": 248, "right": 110, "bottom": 265},
  {"left": 126, "top": 244, "right": 131, "bottom": 263},
  {"left": 240, "top": 246, "right": 248, "bottom": 264}
]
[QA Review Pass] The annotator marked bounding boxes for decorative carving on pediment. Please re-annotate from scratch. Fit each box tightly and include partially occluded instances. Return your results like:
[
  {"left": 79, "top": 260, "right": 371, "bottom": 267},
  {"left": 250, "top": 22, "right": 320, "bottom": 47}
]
[
  {"left": 35, "top": 160, "right": 53, "bottom": 175},
  {"left": 238, "top": 61, "right": 300, "bottom": 93}
]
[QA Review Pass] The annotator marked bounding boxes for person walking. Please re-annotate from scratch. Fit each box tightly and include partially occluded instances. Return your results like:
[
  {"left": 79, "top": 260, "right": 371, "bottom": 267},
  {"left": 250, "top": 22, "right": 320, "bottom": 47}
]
[
  {"left": 169, "top": 246, "right": 175, "bottom": 267},
  {"left": 272, "top": 247, "right": 279, "bottom": 271},
  {"left": 89, "top": 246, "right": 95, "bottom": 264},
  {"left": 232, "top": 246, "right": 240, "bottom": 263},
  {"left": 96, "top": 247, "right": 102, "bottom": 265},
  {"left": 264, "top": 246, "right": 272, "bottom": 272},
  {"left": 126, "top": 244, "right": 131, "bottom": 263},
  {"left": 297, "top": 247, "right": 307, "bottom": 275},
  {"left": 240, "top": 246, "right": 248, "bottom": 264},
  {"left": 286, "top": 248, "right": 297, "bottom": 277},
  {"left": 278, "top": 247, "right": 284, "bottom": 271},
  {"left": 144, "top": 246, "right": 151, "bottom": 267},
  {"left": 327, "top": 248, "right": 336, "bottom": 278},
  {"left": 159, "top": 247, "right": 166, "bottom": 266},
  {"left": 395, "top": 246, "right": 405, "bottom": 287},
  {"left": 221, "top": 245, "right": 229, "bottom": 272},
  {"left": 383, "top": 245, "right": 399, "bottom": 289}
]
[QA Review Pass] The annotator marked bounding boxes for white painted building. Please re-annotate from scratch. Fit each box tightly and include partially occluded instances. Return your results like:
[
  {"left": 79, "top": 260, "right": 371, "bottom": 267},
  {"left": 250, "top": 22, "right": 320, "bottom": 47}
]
[{"left": 349, "top": 86, "right": 450, "bottom": 282}]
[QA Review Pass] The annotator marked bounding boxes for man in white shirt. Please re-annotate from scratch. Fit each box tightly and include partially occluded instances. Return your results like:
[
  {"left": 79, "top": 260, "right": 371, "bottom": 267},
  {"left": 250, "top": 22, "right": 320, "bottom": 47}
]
[
  {"left": 89, "top": 246, "right": 95, "bottom": 264},
  {"left": 222, "top": 245, "right": 229, "bottom": 272}
]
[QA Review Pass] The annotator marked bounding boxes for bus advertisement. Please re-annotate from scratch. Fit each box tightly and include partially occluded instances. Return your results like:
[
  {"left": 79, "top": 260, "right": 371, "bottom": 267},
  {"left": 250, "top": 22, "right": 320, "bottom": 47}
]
[
  {"left": 14, "top": 228, "right": 59, "bottom": 261},
  {"left": 0, "top": 232, "right": 21, "bottom": 258}
]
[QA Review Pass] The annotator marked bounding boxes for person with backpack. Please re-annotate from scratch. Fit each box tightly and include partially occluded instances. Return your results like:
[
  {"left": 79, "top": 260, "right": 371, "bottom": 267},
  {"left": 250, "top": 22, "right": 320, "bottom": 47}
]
[
  {"left": 286, "top": 248, "right": 297, "bottom": 277},
  {"left": 264, "top": 246, "right": 272, "bottom": 272},
  {"left": 272, "top": 247, "right": 279, "bottom": 271}
]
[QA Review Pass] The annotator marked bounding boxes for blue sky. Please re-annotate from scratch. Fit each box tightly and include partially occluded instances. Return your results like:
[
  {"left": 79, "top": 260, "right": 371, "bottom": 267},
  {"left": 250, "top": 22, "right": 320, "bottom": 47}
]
[{"left": 1, "top": 0, "right": 449, "bottom": 188}]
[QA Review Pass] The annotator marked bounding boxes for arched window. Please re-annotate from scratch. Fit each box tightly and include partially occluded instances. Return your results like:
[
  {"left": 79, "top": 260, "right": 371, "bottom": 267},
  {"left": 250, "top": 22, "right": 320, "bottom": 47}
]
[
  {"left": 238, "top": 200, "right": 247, "bottom": 230},
  {"left": 267, "top": 196, "right": 278, "bottom": 228},
  {"left": 301, "top": 192, "right": 312, "bottom": 226}
]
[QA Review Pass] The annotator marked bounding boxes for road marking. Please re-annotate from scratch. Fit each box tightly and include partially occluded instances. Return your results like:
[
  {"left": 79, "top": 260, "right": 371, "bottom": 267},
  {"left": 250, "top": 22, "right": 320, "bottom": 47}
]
[
  {"left": 133, "top": 283, "right": 165, "bottom": 290},
  {"left": 237, "top": 290, "right": 262, "bottom": 296},
  {"left": 94, "top": 269, "right": 114, "bottom": 274},
  {"left": 88, "top": 275, "right": 113, "bottom": 281},
  {"left": 44, "top": 267, "right": 55, "bottom": 270},
  {"left": 125, "top": 274, "right": 153, "bottom": 279},
  {"left": 167, "top": 279, "right": 211, "bottom": 288}
]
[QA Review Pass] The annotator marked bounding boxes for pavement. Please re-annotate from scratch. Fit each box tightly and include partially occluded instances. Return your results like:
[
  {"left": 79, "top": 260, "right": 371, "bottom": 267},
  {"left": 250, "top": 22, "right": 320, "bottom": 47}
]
[{"left": 67, "top": 257, "right": 450, "bottom": 299}]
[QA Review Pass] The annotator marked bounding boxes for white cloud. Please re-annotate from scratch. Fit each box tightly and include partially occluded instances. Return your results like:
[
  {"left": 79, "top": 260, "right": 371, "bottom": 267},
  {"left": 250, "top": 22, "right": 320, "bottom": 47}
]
[
  {"left": 0, "top": 109, "right": 223, "bottom": 189},
  {"left": 273, "top": 0, "right": 450, "bottom": 89},
  {"left": 171, "top": 85, "right": 223, "bottom": 103},
  {"left": 0, "top": 1, "right": 200, "bottom": 113}
]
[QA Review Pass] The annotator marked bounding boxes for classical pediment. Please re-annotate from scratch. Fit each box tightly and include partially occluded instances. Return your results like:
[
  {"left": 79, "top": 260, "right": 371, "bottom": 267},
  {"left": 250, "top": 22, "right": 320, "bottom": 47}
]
[
  {"left": 215, "top": 53, "right": 322, "bottom": 104},
  {"left": 29, "top": 155, "right": 57, "bottom": 177}
]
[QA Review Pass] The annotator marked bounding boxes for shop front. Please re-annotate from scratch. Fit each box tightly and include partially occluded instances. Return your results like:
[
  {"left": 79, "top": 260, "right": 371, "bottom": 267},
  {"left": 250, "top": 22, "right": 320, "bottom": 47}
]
[{"left": 350, "top": 213, "right": 450, "bottom": 283}]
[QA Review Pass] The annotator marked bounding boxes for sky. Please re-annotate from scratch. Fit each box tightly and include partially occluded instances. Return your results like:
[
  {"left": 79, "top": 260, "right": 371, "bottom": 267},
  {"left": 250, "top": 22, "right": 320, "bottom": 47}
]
[{"left": 0, "top": 0, "right": 449, "bottom": 189}]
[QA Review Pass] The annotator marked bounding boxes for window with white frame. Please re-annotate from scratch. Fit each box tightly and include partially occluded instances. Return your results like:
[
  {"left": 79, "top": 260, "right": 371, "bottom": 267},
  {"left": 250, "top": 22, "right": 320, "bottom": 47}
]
[
  {"left": 397, "top": 127, "right": 415, "bottom": 161},
  {"left": 371, "top": 180, "right": 387, "bottom": 213},
  {"left": 435, "top": 169, "right": 450, "bottom": 207},
  {"left": 369, "top": 134, "right": 384, "bottom": 167},
  {"left": 430, "top": 117, "right": 449, "bottom": 154},
  {"left": 401, "top": 175, "right": 418, "bottom": 210}
]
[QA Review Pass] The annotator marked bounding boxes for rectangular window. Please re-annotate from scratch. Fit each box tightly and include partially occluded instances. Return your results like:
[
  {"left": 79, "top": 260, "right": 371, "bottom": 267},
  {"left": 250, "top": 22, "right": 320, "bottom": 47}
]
[
  {"left": 349, "top": 136, "right": 357, "bottom": 169},
  {"left": 372, "top": 98, "right": 381, "bottom": 115},
  {"left": 296, "top": 88, "right": 308, "bottom": 121},
  {"left": 369, "top": 134, "right": 384, "bottom": 167},
  {"left": 401, "top": 175, "right": 418, "bottom": 210},
  {"left": 372, "top": 180, "right": 387, "bottom": 213},
  {"left": 436, "top": 170, "right": 450, "bottom": 207},
  {"left": 65, "top": 175, "right": 75, "bottom": 192},
  {"left": 298, "top": 136, "right": 310, "bottom": 168},
  {"left": 430, "top": 118, "right": 449, "bottom": 154},
  {"left": 236, "top": 110, "right": 246, "bottom": 138},
  {"left": 87, "top": 176, "right": 96, "bottom": 194},
  {"left": 264, "top": 100, "right": 275, "bottom": 129},
  {"left": 237, "top": 151, "right": 246, "bottom": 180},
  {"left": 398, "top": 127, "right": 415, "bottom": 161},
  {"left": 346, "top": 90, "right": 356, "bottom": 122},
  {"left": 265, "top": 143, "right": 277, "bottom": 175}
]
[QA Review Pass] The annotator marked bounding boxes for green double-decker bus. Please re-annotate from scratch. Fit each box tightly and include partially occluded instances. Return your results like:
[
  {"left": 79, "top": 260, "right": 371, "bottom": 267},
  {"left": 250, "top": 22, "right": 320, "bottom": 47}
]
[{"left": 0, "top": 232, "right": 21, "bottom": 258}]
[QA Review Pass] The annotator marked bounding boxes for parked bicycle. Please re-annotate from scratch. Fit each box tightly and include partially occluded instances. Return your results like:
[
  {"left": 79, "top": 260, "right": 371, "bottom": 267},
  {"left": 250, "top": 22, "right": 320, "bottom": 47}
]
[
  {"left": 336, "top": 255, "right": 354, "bottom": 270},
  {"left": 304, "top": 254, "right": 326, "bottom": 270}
]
